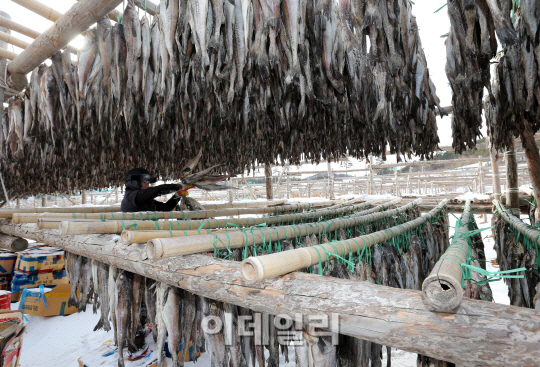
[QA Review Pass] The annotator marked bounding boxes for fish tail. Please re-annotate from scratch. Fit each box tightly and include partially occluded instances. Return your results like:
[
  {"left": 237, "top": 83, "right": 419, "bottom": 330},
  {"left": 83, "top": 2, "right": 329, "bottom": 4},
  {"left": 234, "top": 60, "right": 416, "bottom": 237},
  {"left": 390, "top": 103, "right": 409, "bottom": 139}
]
[
  {"left": 68, "top": 294, "right": 80, "bottom": 309},
  {"left": 93, "top": 317, "right": 104, "bottom": 332}
]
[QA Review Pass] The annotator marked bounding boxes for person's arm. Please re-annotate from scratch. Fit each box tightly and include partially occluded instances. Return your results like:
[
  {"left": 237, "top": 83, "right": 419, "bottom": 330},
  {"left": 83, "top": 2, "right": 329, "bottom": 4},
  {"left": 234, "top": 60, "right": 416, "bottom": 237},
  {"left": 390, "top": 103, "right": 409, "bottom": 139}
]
[
  {"left": 135, "top": 184, "right": 180, "bottom": 207},
  {"left": 153, "top": 195, "right": 181, "bottom": 211}
]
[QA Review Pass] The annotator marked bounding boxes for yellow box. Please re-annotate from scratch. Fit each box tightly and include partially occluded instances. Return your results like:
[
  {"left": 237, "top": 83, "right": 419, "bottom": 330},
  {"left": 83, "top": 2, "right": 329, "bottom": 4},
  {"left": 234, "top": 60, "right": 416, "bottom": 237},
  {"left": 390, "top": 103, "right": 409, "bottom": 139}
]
[{"left": 18, "top": 284, "right": 77, "bottom": 317}]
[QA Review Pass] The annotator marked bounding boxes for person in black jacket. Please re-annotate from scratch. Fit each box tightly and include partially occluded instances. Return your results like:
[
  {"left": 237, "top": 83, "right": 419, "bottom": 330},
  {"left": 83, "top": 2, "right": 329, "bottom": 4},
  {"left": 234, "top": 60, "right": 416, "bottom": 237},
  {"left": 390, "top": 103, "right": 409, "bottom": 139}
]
[{"left": 120, "top": 168, "right": 189, "bottom": 212}]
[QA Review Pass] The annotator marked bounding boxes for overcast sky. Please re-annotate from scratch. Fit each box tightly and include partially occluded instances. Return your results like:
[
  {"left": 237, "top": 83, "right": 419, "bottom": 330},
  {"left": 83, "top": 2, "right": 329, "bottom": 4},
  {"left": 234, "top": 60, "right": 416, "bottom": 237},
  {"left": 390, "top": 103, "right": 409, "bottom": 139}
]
[{"left": 2, "top": 0, "right": 465, "bottom": 148}]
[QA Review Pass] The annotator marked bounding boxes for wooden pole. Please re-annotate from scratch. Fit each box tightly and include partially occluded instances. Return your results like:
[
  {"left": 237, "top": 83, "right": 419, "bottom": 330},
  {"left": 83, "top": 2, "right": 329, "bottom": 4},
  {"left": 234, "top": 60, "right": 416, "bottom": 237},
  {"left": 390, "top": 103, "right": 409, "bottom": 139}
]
[
  {"left": 0, "top": 220, "right": 539, "bottom": 366},
  {"left": 505, "top": 141, "right": 520, "bottom": 215},
  {"left": 7, "top": 0, "right": 125, "bottom": 82},
  {"left": 41, "top": 195, "right": 47, "bottom": 208},
  {"left": 0, "top": 16, "right": 40, "bottom": 39},
  {"left": 488, "top": 137, "right": 502, "bottom": 200},
  {"left": 81, "top": 190, "right": 87, "bottom": 205},
  {"left": 369, "top": 164, "right": 374, "bottom": 195},
  {"left": 422, "top": 200, "right": 472, "bottom": 311},
  {"left": 327, "top": 160, "right": 335, "bottom": 200},
  {"left": 286, "top": 175, "right": 291, "bottom": 199},
  {"left": 13, "top": 201, "right": 343, "bottom": 224},
  {"left": 241, "top": 200, "right": 443, "bottom": 283},
  {"left": 115, "top": 187, "right": 119, "bottom": 203},
  {"left": 148, "top": 199, "right": 410, "bottom": 260},
  {"left": 0, "top": 233, "right": 28, "bottom": 252},
  {"left": 520, "top": 121, "right": 540, "bottom": 222},
  {"left": 60, "top": 200, "right": 378, "bottom": 235},
  {"left": 394, "top": 170, "right": 399, "bottom": 196},
  {"left": 99, "top": 190, "right": 114, "bottom": 205},
  {"left": 16, "top": 199, "right": 20, "bottom": 209},
  {"left": 418, "top": 179, "right": 421, "bottom": 195},
  {"left": 265, "top": 164, "right": 273, "bottom": 200}
]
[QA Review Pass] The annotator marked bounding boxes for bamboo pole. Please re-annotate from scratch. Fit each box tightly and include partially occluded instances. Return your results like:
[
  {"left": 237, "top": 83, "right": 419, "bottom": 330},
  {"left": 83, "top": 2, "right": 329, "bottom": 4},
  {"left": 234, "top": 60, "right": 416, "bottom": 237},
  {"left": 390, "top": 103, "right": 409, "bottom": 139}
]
[
  {"left": 0, "top": 233, "right": 28, "bottom": 252},
  {"left": 7, "top": 0, "right": 124, "bottom": 78},
  {"left": 121, "top": 228, "right": 240, "bottom": 245},
  {"left": 13, "top": 200, "right": 342, "bottom": 224},
  {"left": 422, "top": 200, "right": 472, "bottom": 311},
  {"left": 37, "top": 218, "right": 103, "bottom": 230},
  {"left": 241, "top": 199, "right": 445, "bottom": 283},
  {"left": 0, "top": 47, "right": 17, "bottom": 61},
  {"left": 121, "top": 197, "right": 368, "bottom": 245},
  {"left": 10, "top": 0, "right": 63, "bottom": 22},
  {"left": 494, "top": 200, "right": 540, "bottom": 247},
  {"left": 147, "top": 198, "right": 412, "bottom": 260},
  {"left": 0, "top": 220, "right": 539, "bottom": 366},
  {"left": 61, "top": 199, "right": 388, "bottom": 235},
  {"left": 0, "top": 16, "right": 40, "bottom": 39}
]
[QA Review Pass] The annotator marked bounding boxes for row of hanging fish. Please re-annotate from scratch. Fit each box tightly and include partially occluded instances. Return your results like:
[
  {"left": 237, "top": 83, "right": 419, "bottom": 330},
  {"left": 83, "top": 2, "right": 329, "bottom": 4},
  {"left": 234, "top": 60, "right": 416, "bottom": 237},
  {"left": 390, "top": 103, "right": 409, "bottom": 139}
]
[
  {"left": 1, "top": 0, "right": 443, "bottom": 200},
  {"left": 482, "top": 2, "right": 540, "bottom": 151},
  {"left": 493, "top": 216, "right": 540, "bottom": 309},
  {"left": 445, "top": 0, "right": 504, "bottom": 153}
]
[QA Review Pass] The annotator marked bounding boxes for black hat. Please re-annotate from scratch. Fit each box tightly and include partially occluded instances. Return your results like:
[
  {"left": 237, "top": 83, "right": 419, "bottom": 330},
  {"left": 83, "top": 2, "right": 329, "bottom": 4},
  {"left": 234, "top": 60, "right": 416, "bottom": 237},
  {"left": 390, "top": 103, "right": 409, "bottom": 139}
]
[{"left": 125, "top": 168, "right": 157, "bottom": 190}]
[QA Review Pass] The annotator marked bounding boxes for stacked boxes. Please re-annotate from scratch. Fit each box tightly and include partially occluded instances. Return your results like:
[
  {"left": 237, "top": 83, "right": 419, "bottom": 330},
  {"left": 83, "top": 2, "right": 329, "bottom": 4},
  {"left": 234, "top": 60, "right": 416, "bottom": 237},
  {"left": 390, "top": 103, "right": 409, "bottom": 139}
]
[
  {"left": 11, "top": 247, "right": 68, "bottom": 299},
  {"left": 0, "top": 252, "right": 17, "bottom": 291}
]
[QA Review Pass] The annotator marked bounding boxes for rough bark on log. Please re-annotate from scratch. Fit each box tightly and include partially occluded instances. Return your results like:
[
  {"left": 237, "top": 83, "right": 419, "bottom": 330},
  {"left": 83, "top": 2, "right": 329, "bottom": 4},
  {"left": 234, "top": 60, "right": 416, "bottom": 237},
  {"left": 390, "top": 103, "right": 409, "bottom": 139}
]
[
  {"left": 0, "top": 220, "right": 538, "bottom": 366},
  {"left": 0, "top": 233, "right": 27, "bottom": 252},
  {"left": 265, "top": 164, "right": 273, "bottom": 200}
]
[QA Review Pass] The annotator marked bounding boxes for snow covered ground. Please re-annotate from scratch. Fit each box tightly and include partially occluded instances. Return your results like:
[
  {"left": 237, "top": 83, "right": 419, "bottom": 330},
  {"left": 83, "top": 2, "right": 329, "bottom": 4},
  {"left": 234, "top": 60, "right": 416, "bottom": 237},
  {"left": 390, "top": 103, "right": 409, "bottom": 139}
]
[{"left": 14, "top": 194, "right": 512, "bottom": 367}]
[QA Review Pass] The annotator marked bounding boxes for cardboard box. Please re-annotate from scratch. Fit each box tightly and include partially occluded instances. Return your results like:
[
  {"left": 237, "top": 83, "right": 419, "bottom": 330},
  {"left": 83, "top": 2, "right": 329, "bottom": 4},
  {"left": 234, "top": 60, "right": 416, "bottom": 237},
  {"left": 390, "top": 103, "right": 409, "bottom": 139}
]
[
  {"left": 77, "top": 340, "right": 166, "bottom": 367},
  {"left": 11, "top": 270, "right": 68, "bottom": 294},
  {"left": 0, "top": 310, "right": 25, "bottom": 367},
  {"left": 0, "top": 252, "right": 16, "bottom": 277},
  {"left": 0, "top": 276, "right": 13, "bottom": 292},
  {"left": 15, "top": 247, "right": 65, "bottom": 274},
  {"left": 18, "top": 284, "right": 77, "bottom": 317}
]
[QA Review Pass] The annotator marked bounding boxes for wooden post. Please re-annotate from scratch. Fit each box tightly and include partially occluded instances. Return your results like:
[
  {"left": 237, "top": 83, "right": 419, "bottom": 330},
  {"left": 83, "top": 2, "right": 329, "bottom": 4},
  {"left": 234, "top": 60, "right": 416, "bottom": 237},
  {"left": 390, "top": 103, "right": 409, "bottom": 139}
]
[
  {"left": 407, "top": 174, "right": 411, "bottom": 195},
  {"left": 520, "top": 121, "right": 540, "bottom": 221},
  {"left": 418, "top": 179, "right": 421, "bottom": 195},
  {"left": 115, "top": 187, "right": 119, "bottom": 203},
  {"left": 264, "top": 164, "right": 273, "bottom": 200},
  {"left": 41, "top": 195, "right": 47, "bottom": 208},
  {"left": 394, "top": 170, "right": 399, "bottom": 196},
  {"left": 286, "top": 175, "right": 291, "bottom": 199},
  {"left": 430, "top": 182, "right": 433, "bottom": 194},
  {"left": 228, "top": 179, "right": 234, "bottom": 204},
  {"left": 81, "top": 190, "right": 87, "bottom": 205},
  {"left": 369, "top": 163, "right": 374, "bottom": 195},
  {"left": 488, "top": 137, "right": 502, "bottom": 200},
  {"left": 327, "top": 160, "right": 335, "bottom": 200},
  {"left": 16, "top": 199, "right": 20, "bottom": 209},
  {"left": 505, "top": 141, "right": 520, "bottom": 215}
]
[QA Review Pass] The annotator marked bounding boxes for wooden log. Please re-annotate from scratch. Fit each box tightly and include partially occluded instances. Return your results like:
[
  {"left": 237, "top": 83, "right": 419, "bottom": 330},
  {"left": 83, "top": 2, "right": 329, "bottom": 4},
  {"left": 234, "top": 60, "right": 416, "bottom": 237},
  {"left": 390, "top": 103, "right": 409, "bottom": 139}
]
[
  {"left": 0, "top": 11, "right": 8, "bottom": 134},
  {"left": 7, "top": 0, "right": 124, "bottom": 78},
  {"left": 60, "top": 199, "right": 387, "bottom": 235},
  {"left": 0, "top": 220, "right": 539, "bottom": 366},
  {"left": 146, "top": 198, "right": 408, "bottom": 259},
  {"left": 0, "top": 233, "right": 27, "bottom": 252},
  {"left": 0, "top": 31, "right": 30, "bottom": 52},
  {"left": 265, "top": 164, "right": 273, "bottom": 199},
  {"left": 0, "top": 16, "right": 40, "bottom": 39},
  {"left": 13, "top": 200, "right": 342, "bottom": 224},
  {"left": 241, "top": 200, "right": 444, "bottom": 283},
  {"left": 422, "top": 200, "right": 472, "bottom": 311},
  {"left": 241, "top": 176, "right": 258, "bottom": 199}
]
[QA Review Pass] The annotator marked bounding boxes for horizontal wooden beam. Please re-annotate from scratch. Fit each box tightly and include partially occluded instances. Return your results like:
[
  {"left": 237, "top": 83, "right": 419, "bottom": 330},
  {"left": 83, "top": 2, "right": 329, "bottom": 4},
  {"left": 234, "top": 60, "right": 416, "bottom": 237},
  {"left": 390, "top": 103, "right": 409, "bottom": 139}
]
[
  {"left": 0, "top": 220, "right": 538, "bottom": 366},
  {"left": 7, "top": 0, "right": 124, "bottom": 79}
]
